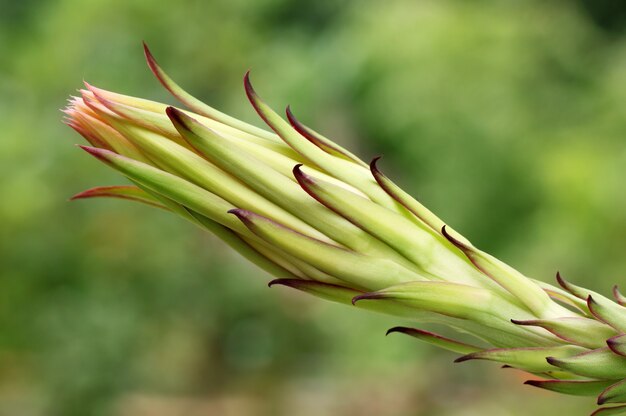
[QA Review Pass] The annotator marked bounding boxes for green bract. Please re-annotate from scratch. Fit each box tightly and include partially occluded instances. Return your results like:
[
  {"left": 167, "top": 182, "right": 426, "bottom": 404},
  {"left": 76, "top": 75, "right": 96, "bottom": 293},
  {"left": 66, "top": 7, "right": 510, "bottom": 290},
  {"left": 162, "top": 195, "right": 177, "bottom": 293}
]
[{"left": 64, "top": 44, "right": 626, "bottom": 415}]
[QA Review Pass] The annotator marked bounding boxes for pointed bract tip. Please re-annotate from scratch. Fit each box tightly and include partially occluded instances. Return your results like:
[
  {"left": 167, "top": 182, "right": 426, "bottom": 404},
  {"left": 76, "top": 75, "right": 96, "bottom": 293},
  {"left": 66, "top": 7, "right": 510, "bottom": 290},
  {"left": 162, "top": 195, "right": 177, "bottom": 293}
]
[
  {"left": 385, "top": 326, "right": 409, "bottom": 336},
  {"left": 510, "top": 319, "right": 529, "bottom": 326},
  {"left": 268, "top": 278, "right": 283, "bottom": 288},
  {"left": 227, "top": 208, "right": 246, "bottom": 217},
  {"left": 555, "top": 271, "right": 568, "bottom": 289},
  {"left": 546, "top": 356, "right": 561, "bottom": 366},
  {"left": 453, "top": 352, "right": 476, "bottom": 363},
  {"left": 267, "top": 278, "right": 305, "bottom": 289},
  {"left": 292, "top": 163, "right": 304, "bottom": 176},
  {"left": 441, "top": 225, "right": 469, "bottom": 250},
  {"left": 243, "top": 69, "right": 256, "bottom": 100},
  {"left": 598, "top": 393, "right": 610, "bottom": 406},
  {"left": 78, "top": 145, "right": 114, "bottom": 163},
  {"left": 587, "top": 295, "right": 597, "bottom": 307},
  {"left": 524, "top": 380, "right": 542, "bottom": 387},
  {"left": 285, "top": 105, "right": 306, "bottom": 132},
  {"left": 143, "top": 41, "right": 159, "bottom": 71},
  {"left": 285, "top": 104, "right": 294, "bottom": 120},
  {"left": 351, "top": 292, "right": 385, "bottom": 306},
  {"left": 369, "top": 156, "right": 383, "bottom": 172},
  {"left": 165, "top": 105, "right": 179, "bottom": 119},
  {"left": 292, "top": 163, "right": 314, "bottom": 186}
]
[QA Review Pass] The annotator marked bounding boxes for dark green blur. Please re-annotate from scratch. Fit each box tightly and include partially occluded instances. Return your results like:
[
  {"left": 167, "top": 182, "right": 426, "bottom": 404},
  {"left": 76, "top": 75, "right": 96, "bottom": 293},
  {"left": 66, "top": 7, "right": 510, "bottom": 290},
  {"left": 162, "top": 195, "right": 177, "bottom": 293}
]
[{"left": 0, "top": 0, "right": 625, "bottom": 415}]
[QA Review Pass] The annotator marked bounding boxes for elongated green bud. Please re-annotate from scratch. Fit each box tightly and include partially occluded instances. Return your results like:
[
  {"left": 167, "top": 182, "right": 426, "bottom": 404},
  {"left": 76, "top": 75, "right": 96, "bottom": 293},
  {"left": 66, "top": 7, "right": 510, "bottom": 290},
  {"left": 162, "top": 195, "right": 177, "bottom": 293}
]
[{"left": 64, "top": 43, "right": 626, "bottom": 416}]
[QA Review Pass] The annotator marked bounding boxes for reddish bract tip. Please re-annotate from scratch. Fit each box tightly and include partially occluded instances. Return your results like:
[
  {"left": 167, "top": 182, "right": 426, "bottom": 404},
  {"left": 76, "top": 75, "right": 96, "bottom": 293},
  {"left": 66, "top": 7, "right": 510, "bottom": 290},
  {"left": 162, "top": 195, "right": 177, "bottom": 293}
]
[
  {"left": 285, "top": 105, "right": 315, "bottom": 140},
  {"left": 292, "top": 163, "right": 315, "bottom": 187},
  {"left": 142, "top": 41, "right": 160, "bottom": 78},
  {"left": 555, "top": 271, "right": 569, "bottom": 291},
  {"left": 545, "top": 356, "right": 562, "bottom": 367},
  {"left": 227, "top": 208, "right": 248, "bottom": 218},
  {"left": 369, "top": 156, "right": 383, "bottom": 175},
  {"left": 441, "top": 225, "right": 470, "bottom": 251},
  {"left": 243, "top": 70, "right": 254, "bottom": 99},
  {"left": 165, "top": 106, "right": 184, "bottom": 124},
  {"left": 285, "top": 105, "right": 299, "bottom": 128},
  {"left": 78, "top": 145, "right": 111, "bottom": 161},
  {"left": 351, "top": 292, "right": 385, "bottom": 305},
  {"left": 606, "top": 335, "right": 626, "bottom": 357},
  {"left": 453, "top": 352, "right": 476, "bottom": 363},
  {"left": 385, "top": 326, "right": 411, "bottom": 336}
]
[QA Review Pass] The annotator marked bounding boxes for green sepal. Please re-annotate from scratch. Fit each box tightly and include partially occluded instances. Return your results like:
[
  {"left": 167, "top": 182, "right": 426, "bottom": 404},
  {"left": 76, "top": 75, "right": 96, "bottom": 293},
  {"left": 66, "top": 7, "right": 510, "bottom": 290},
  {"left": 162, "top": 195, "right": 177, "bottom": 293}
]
[
  {"left": 187, "top": 210, "right": 298, "bottom": 279},
  {"left": 442, "top": 226, "right": 576, "bottom": 319},
  {"left": 229, "top": 209, "right": 424, "bottom": 290},
  {"left": 386, "top": 326, "right": 482, "bottom": 354},
  {"left": 352, "top": 281, "right": 560, "bottom": 347},
  {"left": 70, "top": 185, "right": 169, "bottom": 210},
  {"left": 607, "top": 335, "right": 626, "bottom": 357},
  {"left": 547, "top": 348, "right": 626, "bottom": 379},
  {"left": 599, "top": 379, "right": 626, "bottom": 405},
  {"left": 588, "top": 296, "right": 626, "bottom": 334},
  {"left": 512, "top": 317, "right": 616, "bottom": 349},
  {"left": 455, "top": 345, "right": 584, "bottom": 373},
  {"left": 524, "top": 379, "right": 614, "bottom": 397},
  {"left": 591, "top": 405, "right": 626, "bottom": 416},
  {"left": 78, "top": 146, "right": 248, "bottom": 234}
]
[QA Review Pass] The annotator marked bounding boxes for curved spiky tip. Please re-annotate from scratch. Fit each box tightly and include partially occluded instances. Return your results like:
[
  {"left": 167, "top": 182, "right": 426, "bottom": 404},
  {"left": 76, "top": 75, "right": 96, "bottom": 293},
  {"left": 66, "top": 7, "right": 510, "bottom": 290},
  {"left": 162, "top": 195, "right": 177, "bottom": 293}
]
[
  {"left": 453, "top": 352, "right": 477, "bottom": 363},
  {"left": 78, "top": 144, "right": 109, "bottom": 161},
  {"left": 285, "top": 105, "right": 305, "bottom": 133},
  {"left": 369, "top": 155, "right": 383, "bottom": 174},
  {"left": 510, "top": 319, "right": 531, "bottom": 326},
  {"left": 267, "top": 278, "right": 303, "bottom": 289},
  {"left": 385, "top": 326, "right": 412, "bottom": 336},
  {"left": 556, "top": 271, "right": 566, "bottom": 288},
  {"left": 292, "top": 163, "right": 304, "bottom": 178},
  {"left": 243, "top": 70, "right": 255, "bottom": 100},
  {"left": 351, "top": 292, "right": 385, "bottom": 306},
  {"left": 227, "top": 208, "right": 248, "bottom": 219},
  {"left": 441, "top": 225, "right": 470, "bottom": 251},
  {"left": 143, "top": 41, "right": 164, "bottom": 82}
]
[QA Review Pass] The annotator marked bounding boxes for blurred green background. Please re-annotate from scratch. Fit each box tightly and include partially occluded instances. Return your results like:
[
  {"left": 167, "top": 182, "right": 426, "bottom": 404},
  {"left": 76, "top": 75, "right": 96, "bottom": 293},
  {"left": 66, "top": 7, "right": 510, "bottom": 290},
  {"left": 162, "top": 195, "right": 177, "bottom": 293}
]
[{"left": 1, "top": 0, "right": 625, "bottom": 415}]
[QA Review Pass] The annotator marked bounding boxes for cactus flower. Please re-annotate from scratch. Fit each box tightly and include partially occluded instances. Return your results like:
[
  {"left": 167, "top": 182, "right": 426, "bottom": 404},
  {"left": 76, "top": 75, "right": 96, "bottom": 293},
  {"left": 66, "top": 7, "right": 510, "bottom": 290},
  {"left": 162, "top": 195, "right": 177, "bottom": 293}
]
[{"left": 64, "top": 43, "right": 626, "bottom": 415}]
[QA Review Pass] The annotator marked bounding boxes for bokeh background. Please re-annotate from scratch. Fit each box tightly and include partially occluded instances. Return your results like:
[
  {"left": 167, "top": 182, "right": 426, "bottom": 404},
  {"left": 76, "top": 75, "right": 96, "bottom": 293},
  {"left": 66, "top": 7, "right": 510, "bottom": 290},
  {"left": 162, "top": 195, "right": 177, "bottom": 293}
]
[{"left": 1, "top": 0, "right": 625, "bottom": 415}]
